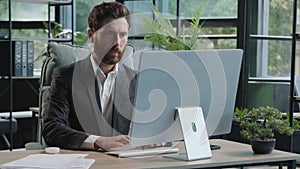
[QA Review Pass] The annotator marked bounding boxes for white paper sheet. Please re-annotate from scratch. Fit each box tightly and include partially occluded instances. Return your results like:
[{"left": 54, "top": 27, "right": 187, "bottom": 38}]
[{"left": 1, "top": 154, "right": 95, "bottom": 169}]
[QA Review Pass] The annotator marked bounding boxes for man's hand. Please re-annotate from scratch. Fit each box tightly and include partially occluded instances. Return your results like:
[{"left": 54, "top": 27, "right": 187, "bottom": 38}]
[{"left": 94, "top": 135, "right": 130, "bottom": 151}]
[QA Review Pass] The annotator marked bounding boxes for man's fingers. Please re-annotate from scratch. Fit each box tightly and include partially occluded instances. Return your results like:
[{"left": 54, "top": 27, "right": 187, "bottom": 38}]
[
  {"left": 115, "top": 135, "right": 130, "bottom": 144},
  {"left": 95, "top": 135, "right": 130, "bottom": 150},
  {"left": 108, "top": 142, "right": 125, "bottom": 150}
]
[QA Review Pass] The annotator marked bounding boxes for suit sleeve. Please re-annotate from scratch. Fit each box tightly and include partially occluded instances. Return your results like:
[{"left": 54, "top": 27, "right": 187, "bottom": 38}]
[{"left": 42, "top": 66, "right": 89, "bottom": 149}]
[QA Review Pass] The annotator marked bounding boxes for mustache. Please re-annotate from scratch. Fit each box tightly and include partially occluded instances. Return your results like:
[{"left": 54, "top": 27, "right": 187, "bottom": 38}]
[{"left": 108, "top": 45, "right": 121, "bottom": 53}]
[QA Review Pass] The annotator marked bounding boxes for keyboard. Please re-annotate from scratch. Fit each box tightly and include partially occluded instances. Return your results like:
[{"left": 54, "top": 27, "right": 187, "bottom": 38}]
[{"left": 105, "top": 147, "right": 179, "bottom": 158}]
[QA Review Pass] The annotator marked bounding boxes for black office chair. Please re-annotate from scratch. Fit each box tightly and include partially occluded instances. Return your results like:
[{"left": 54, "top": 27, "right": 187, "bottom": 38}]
[{"left": 0, "top": 117, "right": 18, "bottom": 149}]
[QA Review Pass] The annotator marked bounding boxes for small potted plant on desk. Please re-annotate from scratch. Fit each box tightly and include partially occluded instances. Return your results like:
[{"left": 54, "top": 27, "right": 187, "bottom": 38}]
[{"left": 240, "top": 106, "right": 294, "bottom": 154}]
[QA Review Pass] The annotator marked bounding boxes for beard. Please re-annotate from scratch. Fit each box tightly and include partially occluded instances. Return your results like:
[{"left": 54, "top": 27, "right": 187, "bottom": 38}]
[{"left": 101, "top": 45, "right": 125, "bottom": 65}]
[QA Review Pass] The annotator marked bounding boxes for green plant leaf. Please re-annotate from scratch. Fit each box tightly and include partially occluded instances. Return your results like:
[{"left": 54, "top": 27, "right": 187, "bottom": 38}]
[
  {"left": 143, "top": 4, "right": 203, "bottom": 50},
  {"left": 233, "top": 107, "right": 248, "bottom": 122},
  {"left": 187, "top": 4, "right": 204, "bottom": 49},
  {"left": 286, "top": 112, "right": 300, "bottom": 130}
]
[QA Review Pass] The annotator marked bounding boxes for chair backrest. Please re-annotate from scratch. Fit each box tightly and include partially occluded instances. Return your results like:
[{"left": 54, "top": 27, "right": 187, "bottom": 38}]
[{"left": 36, "top": 42, "right": 135, "bottom": 146}]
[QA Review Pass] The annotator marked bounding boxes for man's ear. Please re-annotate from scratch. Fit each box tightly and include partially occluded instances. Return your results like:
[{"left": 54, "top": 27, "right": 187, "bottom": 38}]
[{"left": 88, "top": 28, "right": 94, "bottom": 42}]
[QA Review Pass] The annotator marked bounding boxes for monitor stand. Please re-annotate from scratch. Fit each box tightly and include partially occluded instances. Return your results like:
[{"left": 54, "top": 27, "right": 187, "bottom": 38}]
[{"left": 164, "top": 107, "right": 212, "bottom": 161}]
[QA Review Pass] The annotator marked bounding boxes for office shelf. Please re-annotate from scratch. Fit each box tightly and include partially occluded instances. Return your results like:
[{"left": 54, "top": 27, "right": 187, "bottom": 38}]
[
  {"left": 0, "top": 0, "right": 71, "bottom": 5},
  {"left": 0, "top": 36, "right": 72, "bottom": 42},
  {"left": 0, "top": 76, "right": 39, "bottom": 79},
  {"left": 0, "top": 0, "right": 74, "bottom": 150}
]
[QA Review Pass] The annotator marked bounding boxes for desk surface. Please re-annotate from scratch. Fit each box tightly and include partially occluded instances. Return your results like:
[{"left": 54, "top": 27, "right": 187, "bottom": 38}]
[{"left": 0, "top": 139, "right": 299, "bottom": 169}]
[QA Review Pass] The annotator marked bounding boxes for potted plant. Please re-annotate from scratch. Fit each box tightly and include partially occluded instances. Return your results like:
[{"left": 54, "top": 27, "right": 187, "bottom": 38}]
[
  {"left": 275, "top": 111, "right": 300, "bottom": 153},
  {"left": 239, "top": 106, "right": 294, "bottom": 154},
  {"left": 224, "top": 107, "right": 250, "bottom": 144}
]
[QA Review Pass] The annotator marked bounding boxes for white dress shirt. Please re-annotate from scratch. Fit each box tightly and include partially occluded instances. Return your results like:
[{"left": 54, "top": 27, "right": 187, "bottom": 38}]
[{"left": 80, "top": 54, "right": 118, "bottom": 149}]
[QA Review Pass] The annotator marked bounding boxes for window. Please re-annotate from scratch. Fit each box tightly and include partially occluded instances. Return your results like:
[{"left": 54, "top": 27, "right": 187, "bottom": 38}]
[
  {"left": 75, "top": 0, "right": 114, "bottom": 46},
  {"left": 121, "top": 0, "right": 238, "bottom": 50},
  {"left": 75, "top": 0, "right": 239, "bottom": 50},
  {"left": 0, "top": 2, "right": 53, "bottom": 21},
  {"left": 243, "top": 0, "right": 295, "bottom": 112},
  {"left": 248, "top": 0, "right": 293, "bottom": 78}
]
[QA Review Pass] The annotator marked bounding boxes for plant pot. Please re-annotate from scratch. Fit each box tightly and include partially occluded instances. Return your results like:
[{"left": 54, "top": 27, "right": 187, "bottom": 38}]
[
  {"left": 275, "top": 130, "right": 300, "bottom": 153},
  {"left": 250, "top": 139, "right": 276, "bottom": 154}
]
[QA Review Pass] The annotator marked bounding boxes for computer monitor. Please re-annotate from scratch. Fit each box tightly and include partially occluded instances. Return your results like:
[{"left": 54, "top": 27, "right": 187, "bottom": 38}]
[{"left": 129, "top": 49, "right": 243, "bottom": 147}]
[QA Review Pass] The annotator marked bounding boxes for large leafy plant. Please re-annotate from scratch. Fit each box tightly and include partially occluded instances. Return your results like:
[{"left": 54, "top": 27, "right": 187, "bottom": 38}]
[
  {"left": 143, "top": 4, "right": 204, "bottom": 50},
  {"left": 240, "top": 106, "right": 294, "bottom": 141}
]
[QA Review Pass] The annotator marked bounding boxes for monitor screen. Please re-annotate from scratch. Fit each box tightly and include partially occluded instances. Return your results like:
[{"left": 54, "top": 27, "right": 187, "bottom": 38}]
[{"left": 129, "top": 49, "right": 243, "bottom": 147}]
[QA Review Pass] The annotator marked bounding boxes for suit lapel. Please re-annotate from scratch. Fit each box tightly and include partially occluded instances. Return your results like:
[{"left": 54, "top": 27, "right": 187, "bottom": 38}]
[
  {"left": 72, "top": 57, "right": 136, "bottom": 136},
  {"left": 72, "top": 56, "right": 112, "bottom": 136}
]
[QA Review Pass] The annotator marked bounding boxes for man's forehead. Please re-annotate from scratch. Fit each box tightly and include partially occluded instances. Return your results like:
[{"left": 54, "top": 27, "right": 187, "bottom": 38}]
[{"left": 101, "top": 17, "right": 129, "bottom": 29}]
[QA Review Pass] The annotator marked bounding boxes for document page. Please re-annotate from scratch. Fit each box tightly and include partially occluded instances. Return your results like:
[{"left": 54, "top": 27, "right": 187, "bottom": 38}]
[{"left": 1, "top": 154, "right": 95, "bottom": 169}]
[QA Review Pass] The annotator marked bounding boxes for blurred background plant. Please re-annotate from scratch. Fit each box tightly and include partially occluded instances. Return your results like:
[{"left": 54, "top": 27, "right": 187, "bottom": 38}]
[
  {"left": 43, "top": 21, "right": 85, "bottom": 45},
  {"left": 143, "top": 4, "right": 206, "bottom": 50},
  {"left": 286, "top": 112, "right": 300, "bottom": 130}
]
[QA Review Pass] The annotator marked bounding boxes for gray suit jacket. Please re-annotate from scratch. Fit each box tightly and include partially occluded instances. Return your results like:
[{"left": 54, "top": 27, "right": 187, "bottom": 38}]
[{"left": 42, "top": 56, "right": 136, "bottom": 149}]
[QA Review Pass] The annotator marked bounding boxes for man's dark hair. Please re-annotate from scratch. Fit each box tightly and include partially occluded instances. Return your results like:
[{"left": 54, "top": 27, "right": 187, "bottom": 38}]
[{"left": 88, "top": 2, "right": 131, "bottom": 32}]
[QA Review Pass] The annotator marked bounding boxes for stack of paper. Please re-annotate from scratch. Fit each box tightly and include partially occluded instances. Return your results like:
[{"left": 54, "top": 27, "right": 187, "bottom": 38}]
[{"left": 1, "top": 154, "right": 95, "bottom": 169}]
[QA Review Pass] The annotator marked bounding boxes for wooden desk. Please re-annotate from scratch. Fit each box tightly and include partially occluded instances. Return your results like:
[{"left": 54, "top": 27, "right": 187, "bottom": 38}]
[{"left": 0, "top": 139, "right": 299, "bottom": 169}]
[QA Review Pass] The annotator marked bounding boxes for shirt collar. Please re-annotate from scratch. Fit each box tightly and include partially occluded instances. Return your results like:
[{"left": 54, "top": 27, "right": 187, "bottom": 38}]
[{"left": 90, "top": 54, "right": 119, "bottom": 77}]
